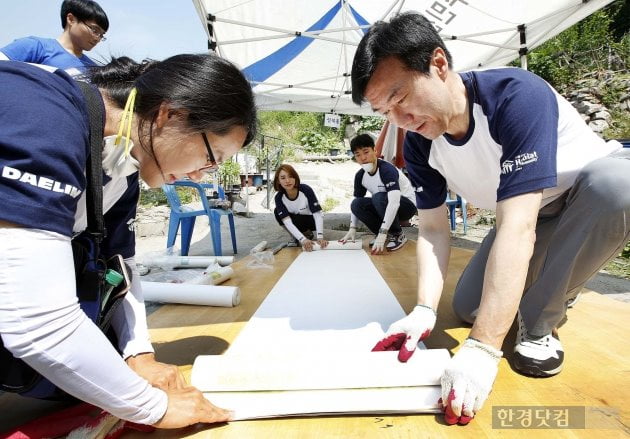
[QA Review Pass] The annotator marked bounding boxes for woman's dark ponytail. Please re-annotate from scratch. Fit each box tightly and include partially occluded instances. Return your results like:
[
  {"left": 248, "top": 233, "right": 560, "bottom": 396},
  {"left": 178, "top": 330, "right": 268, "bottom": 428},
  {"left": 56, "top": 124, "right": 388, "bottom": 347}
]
[
  {"left": 87, "top": 57, "right": 158, "bottom": 107},
  {"left": 87, "top": 54, "right": 256, "bottom": 147}
]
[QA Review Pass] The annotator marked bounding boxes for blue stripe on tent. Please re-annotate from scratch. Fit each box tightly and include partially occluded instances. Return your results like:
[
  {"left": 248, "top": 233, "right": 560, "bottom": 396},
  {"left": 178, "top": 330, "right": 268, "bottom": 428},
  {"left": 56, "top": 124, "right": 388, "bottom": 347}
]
[
  {"left": 243, "top": 1, "right": 342, "bottom": 83},
  {"left": 347, "top": 3, "right": 370, "bottom": 33}
]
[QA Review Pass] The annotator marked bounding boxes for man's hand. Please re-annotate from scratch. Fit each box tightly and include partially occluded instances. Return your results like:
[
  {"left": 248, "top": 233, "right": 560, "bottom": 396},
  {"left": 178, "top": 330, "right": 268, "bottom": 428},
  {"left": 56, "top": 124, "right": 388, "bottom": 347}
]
[
  {"left": 371, "top": 232, "right": 388, "bottom": 254},
  {"left": 339, "top": 227, "right": 356, "bottom": 243},
  {"left": 372, "top": 305, "right": 437, "bottom": 362},
  {"left": 153, "top": 387, "right": 232, "bottom": 428},
  {"left": 126, "top": 353, "right": 185, "bottom": 391},
  {"left": 301, "top": 239, "right": 315, "bottom": 252},
  {"left": 440, "top": 338, "right": 502, "bottom": 425}
]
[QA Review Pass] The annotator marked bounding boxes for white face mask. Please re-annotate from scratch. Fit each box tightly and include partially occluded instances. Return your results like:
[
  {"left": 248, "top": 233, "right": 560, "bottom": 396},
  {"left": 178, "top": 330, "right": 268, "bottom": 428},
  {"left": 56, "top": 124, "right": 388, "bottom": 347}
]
[
  {"left": 361, "top": 162, "right": 375, "bottom": 173},
  {"left": 102, "top": 135, "right": 140, "bottom": 179}
]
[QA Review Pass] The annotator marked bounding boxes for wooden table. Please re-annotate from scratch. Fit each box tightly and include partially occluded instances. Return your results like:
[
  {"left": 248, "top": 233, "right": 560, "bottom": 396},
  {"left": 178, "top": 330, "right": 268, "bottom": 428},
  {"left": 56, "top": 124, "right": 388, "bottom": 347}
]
[{"left": 1, "top": 243, "right": 628, "bottom": 438}]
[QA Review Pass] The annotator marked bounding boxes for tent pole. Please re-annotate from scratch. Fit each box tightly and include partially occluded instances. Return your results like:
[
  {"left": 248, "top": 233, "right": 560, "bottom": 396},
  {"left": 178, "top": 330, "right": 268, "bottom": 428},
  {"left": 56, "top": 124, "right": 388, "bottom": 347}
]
[
  {"left": 244, "top": 151, "right": 250, "bottom": 217},
  {"left": 264, "top": 136, "right": 270, "bottom": 210},
  {"left": 518, "top": 24, "right": 528, "bottom": 71}
]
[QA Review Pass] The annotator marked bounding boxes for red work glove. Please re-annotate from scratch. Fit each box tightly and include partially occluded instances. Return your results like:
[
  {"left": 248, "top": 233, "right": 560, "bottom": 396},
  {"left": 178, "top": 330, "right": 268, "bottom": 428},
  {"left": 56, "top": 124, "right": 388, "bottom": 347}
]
[
  {"left": 371, "top": 304, "right": 437, "bottom": 362},
  {"left": 439, "top": 338, "right": 502, "bottom": 426}
]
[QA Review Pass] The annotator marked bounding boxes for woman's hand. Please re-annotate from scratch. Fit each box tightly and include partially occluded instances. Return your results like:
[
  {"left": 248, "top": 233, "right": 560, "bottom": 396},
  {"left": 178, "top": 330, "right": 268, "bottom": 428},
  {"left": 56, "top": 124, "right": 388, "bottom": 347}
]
[
  {"left": 126, "top": 353, "right": 186, "bottom": 391},
  {"left": 153, "top": 387, "right": 232, "bottom": 428},
  {"left": 302, "top": 239, "right": 315, "bottom": 252},
  {"left": 317, "top": 239, "right": 329, "bottom": 249}
]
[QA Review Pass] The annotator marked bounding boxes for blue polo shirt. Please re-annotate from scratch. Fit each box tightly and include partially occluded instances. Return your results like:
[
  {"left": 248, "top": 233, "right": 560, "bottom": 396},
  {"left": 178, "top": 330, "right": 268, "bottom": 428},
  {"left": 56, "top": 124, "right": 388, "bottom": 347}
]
[{"left": 1, "top": 36, "right": 96, "bottom": 76}]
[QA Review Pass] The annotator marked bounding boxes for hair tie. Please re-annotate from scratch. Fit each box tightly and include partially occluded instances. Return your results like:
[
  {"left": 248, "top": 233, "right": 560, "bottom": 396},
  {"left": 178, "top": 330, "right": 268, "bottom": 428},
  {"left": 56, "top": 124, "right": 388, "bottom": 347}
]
[{"left": 114, "top": 87, "right": 137, "bottom": 157}]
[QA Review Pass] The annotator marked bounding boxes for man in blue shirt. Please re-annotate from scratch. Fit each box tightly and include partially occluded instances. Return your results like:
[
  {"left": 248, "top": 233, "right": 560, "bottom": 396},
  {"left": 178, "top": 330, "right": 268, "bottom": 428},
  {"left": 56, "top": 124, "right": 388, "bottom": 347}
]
[
  {"left": 351, "top": 12, "right": 629, "bottom": 426},
  {"left": 0, "top": 0, "right": 109, "bottom": 76}
]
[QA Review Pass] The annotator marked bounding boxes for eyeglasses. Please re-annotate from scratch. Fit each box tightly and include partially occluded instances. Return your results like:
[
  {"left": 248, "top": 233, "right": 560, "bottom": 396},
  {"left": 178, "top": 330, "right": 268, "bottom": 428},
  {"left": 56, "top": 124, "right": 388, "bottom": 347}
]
[
  {"left": 81, "top": 21, "right": 107, "bottom": 41},
  {"left": 200, "top": 133, "right": 220, "bottom": 174}
]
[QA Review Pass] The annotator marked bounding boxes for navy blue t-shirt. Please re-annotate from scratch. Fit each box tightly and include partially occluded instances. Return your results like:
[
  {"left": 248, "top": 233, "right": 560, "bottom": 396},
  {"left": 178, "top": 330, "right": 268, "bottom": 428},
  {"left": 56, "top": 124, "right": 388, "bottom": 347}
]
[
  {"left": 0, "top": 62, "right": 89, "bottom": 234},
  {"left": 274, "top": 183, "right": 322, "bottom": 219},
  {"left": 0, "top": 61, "right": 138, "bottom": 258},
  {"left": 403, "top": 67, "right": 616, "bottom": 210}
]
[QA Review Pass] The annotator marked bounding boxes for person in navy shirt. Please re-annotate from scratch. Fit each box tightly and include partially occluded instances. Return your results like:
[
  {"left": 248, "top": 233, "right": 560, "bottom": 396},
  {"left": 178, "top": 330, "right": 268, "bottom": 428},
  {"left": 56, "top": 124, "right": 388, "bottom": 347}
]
[
  {"left": 273, "top": 164, "right": 328, "bottom": 251},
  {"left": 0, "top": 0, "right": 109, "bottom": 76},
  {"left": 352, "top": 12, "right": 629, "bottom": 426},
  {"left": 0, "top": 54, "right": 256, "bottom": 428},
  {"left": 340, "top": 134, "right": 416, "bottom": 253}
]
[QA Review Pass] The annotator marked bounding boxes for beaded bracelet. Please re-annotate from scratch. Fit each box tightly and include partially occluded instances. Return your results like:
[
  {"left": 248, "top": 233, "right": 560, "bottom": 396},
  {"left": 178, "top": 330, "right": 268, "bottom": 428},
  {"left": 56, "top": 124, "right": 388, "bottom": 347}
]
[
  {"left": 415, "top": 304, "right": 437, "bottom": 316},
  {"left": 464, "top": 337, "right": 503, "bottom": 361}
]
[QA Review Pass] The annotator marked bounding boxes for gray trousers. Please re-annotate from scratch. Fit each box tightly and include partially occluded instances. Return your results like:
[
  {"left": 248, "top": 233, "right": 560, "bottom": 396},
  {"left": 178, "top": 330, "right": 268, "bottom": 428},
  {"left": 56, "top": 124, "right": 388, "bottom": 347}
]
[{"left": 452, "top": 151, "right": 630, "bottom": 337}]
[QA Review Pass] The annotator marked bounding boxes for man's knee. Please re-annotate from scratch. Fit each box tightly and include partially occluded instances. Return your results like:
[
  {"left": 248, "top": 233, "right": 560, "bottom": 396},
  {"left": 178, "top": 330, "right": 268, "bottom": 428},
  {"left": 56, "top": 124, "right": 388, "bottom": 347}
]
[
  {"left": 577, "top": 158, "right": 630, "bottom": 213},
  {"left": 452, "top": 295, "right": 477, "bottom": 324},
  {"left": 350, "top": 198, "right": 364, "bottom": 215},
  {"left": 371, "top": 192, "right": 389, "bottom": 211}
]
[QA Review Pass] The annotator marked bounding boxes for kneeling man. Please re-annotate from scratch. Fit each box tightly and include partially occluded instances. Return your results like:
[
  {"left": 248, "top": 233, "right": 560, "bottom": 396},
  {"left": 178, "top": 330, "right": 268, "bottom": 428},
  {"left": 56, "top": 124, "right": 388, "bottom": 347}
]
[{"left": 341, "top": 134, "right": 416, "bottom": 253}]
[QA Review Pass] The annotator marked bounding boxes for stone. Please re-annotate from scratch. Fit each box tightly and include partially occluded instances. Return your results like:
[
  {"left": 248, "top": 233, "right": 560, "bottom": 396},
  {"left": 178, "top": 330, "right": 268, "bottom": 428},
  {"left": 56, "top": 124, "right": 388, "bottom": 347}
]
[
  {"left": 588, "top": 119, "right": 609, "bottom": 133},
  {"left": 591, "top": 111, "right": 612, "bottom": 123}
]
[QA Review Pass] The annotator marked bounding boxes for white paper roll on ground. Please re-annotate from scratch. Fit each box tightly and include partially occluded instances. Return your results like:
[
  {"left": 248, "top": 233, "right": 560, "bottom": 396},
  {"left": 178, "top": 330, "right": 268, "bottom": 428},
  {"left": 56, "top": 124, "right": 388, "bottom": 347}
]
[
  {"left": 143, "top": 255, "right": 234, "bottom": 268},
  {"left": 313, "top": 240, "right": 362, "bottom": 251},
  {"left": 209, "top": 266, "right": 234, "bottom": 285},
  {"left": 188, "top": 266, "right": 235, "bottom": 285},
  {"left": 141, "top": 281, "right": 240, "bottom": 307},
  {"left": 251, "top": 240, "right": 268, "bottom": 253}
]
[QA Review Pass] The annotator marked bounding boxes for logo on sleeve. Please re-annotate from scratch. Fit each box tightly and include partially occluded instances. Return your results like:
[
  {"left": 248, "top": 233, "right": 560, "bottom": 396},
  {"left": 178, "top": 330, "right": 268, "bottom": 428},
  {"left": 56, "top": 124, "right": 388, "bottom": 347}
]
[
  {"left": 2, "top": 165, "right": 82, "bottom": 198},
  {"left": 501, "top": 152, "right": 538, "bottom": 175},
  {"left": 415, "top": 186, "right": 424, "bottom": 192}
]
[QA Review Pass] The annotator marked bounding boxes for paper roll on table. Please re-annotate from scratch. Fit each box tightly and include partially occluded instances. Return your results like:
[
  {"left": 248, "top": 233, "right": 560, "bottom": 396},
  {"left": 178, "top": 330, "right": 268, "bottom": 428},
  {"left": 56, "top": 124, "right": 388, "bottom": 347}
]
[
  {"left": 141, "top": 281, "right": 240, "bottom": 307},
  {"left": 313, "top": 240, "right": 362, "bottom": 251}
]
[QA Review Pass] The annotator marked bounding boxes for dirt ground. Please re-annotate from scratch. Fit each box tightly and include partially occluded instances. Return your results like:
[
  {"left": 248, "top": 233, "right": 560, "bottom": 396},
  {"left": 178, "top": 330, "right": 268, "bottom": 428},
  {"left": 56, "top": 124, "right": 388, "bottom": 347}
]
[{"left": 136, "top": 160, "right": 629, "bottom": 303}]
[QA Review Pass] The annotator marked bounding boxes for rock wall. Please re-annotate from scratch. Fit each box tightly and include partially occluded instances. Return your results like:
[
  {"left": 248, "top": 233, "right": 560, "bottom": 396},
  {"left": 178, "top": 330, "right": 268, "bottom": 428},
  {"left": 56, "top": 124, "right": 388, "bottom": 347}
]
[{"left": 564, "top": 71, "right": 630, "bottom": 135}]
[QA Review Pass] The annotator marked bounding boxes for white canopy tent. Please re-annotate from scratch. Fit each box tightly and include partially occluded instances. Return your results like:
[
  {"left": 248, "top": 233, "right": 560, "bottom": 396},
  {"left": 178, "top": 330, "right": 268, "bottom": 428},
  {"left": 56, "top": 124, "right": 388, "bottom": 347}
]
[{"left": 191, "top": 0, "right": 614, "bottom": 115}]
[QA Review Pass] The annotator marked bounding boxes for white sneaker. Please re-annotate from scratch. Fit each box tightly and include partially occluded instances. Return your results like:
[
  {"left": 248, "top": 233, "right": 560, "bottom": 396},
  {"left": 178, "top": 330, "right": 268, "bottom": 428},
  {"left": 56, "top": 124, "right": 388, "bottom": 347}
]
[
  {"left": 513, "top": 312, "right": 564, "bottom": 377},
  {"left": 566, "top": 292, "right": 581, "bottom": 309}
]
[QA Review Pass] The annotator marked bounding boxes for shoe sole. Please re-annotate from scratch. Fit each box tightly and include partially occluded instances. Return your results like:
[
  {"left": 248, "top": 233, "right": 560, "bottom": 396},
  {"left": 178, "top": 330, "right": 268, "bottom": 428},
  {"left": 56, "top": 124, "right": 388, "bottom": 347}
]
[
  {"left": 513, "top": 351, "right": 564, "bottom": 377},
  {"left": 387, "top": 239, "right": 407, "bottom": 252}
]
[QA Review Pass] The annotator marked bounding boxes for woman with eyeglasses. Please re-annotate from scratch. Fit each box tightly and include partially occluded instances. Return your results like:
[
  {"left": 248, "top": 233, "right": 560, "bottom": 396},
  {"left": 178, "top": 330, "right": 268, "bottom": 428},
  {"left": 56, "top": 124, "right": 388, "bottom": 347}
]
[
  {"left": 0, "top": 53, "right": 256, "bottom": 428},
  {"left": 0, "top": 0, "right": 109, "bottom": 77}
]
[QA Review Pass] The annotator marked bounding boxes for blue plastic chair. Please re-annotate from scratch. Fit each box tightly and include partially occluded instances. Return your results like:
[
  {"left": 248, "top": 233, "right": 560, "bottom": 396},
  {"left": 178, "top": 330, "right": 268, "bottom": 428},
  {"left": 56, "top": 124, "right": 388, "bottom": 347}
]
[
  {"left": 445, "top": 190, "right": 468, "bottom": 234},
  {"left": 162, "top": 180, "right": 237, "bottom": 256}
]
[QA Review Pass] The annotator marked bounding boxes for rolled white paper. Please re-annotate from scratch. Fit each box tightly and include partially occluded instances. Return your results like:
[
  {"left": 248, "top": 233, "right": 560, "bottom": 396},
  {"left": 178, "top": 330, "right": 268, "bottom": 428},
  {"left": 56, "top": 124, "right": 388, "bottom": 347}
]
[
  {"left": 251, "top": 240, "right": 268, "bottom": 253},
  {"left": 188, "top": 266, "right": 234, "bottom": 285},
  {"left": 143, "top": 255, "right": 234, "bottom": 268},
  {"left": 141, "top": 281, "right": 240, "bottom": 307},
  {"left": 313, "top": 240, "right": 363, "bottom": 251}
]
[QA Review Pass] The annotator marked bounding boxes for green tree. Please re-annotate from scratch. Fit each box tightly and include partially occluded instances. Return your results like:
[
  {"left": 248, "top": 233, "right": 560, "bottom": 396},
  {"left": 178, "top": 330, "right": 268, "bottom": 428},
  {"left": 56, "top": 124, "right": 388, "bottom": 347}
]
[{"left": 527, "top": 1, "right": 629, "bottom": 90}]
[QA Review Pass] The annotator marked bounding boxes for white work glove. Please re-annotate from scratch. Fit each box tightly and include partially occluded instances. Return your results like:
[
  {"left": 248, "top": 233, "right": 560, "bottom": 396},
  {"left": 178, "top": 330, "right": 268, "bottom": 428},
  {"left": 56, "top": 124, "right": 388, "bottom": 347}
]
[
  {"left": 372, "top": 305, "right": 437, "bottom": 362},
  {"left": 339, "top": 227, "right": 356, "bottom": 243},
  {"left": 371, "top": 232, "right": 388, "bottom": 254},
  {"left": 440, "top": 338, "right": 502, "bottom": 426}
]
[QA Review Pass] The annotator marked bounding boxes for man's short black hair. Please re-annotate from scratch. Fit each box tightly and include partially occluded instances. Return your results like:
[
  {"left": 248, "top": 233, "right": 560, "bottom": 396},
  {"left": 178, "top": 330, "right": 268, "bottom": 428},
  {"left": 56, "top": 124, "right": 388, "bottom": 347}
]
[
  {"left": 350, "top": 133, "right": 375, "bottom": 153},
  {"left": 61, "top": 0, "right": 109, "bottom": 31},
  {"left": 351, "top": 12, "right": 452, "bottom": 105}
]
